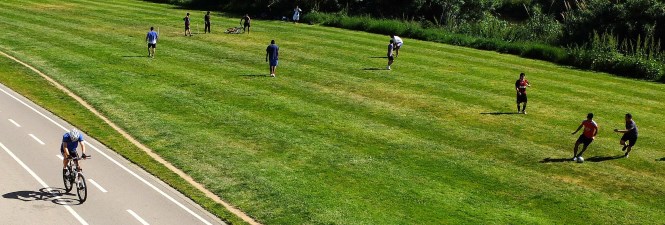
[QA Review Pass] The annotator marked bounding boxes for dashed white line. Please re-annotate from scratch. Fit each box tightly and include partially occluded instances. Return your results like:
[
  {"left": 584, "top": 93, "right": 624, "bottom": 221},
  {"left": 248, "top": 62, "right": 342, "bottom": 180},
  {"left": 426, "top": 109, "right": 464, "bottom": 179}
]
[
  {"left": 127, "top": 209, "right": 150, "bottom": 225},
  {"left": 1, "top": 85, "right": 213, "bottom": 225},
  {"left": 28, "top": 134, "right": 45, "bottom": 145},
  {"left": 8, "top": 119, "right": 21, "bottom": 127},
  {"left": 88, "top": 179, "right": 108, "bottom": 193},
  {"left": 1, "top": 142, "right": 89, "bottom": 225}
]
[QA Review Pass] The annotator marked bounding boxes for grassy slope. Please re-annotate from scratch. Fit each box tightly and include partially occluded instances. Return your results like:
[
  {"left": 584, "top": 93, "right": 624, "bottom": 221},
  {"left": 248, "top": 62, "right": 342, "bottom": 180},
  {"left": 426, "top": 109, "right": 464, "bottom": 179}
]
[{"left": 1, "top": 0, "right": 665, "bottom": 224}]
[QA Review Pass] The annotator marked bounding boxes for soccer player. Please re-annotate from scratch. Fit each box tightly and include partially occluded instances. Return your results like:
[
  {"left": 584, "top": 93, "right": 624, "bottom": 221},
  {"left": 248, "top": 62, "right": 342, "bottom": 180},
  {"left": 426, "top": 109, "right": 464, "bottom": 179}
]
[
  {"left": 266, "top": 40, "right": 279, "bottom": 77},
  {"left": 145, "top": 27, "right": 158, "bottom": 58},
  {"left": 515, "top": 73, "right": 531, "bottom": 114},
  {"left": 204, "top": 11, "right": 211, "bottom": 33},
  {"left": 387, "top": 39, "right": 394, "bottom": 70},
  {"left": 571, "top": 113, "right": 599, "bottom": 162},
  {"left": 293, "top": 6, "right": 302, "bottom": 23},
  {"left": 614, "top": 113, "right": 638, "bottom": 158},
  {"left": 240, "top": 14, "right": 251, "bottom": 34},
  {"left": 183, "top": 12, "right": 192, "bottom": 36},
  {"left": 390, "top": 35, "right": 403, "bottom": 57}
]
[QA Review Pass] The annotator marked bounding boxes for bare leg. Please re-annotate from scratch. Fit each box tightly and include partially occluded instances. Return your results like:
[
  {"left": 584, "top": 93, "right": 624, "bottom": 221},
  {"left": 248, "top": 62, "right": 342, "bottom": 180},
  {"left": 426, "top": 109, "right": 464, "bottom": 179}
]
[
  {"left": 577, "top": 144, "right": 589, "bottom": 158},
  {"left": 573, "top": 142, "right": 580, "bottom": 159}
]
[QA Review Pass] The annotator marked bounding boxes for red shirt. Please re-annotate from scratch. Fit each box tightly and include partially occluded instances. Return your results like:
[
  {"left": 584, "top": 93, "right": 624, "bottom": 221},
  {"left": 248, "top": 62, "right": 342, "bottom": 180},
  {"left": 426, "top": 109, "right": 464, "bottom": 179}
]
[
  {"left": 515, "top": 79, "right": 529, "bottom": 94},
  {"left": 582, "top": 120, "right": 598, "bottom": 139}
]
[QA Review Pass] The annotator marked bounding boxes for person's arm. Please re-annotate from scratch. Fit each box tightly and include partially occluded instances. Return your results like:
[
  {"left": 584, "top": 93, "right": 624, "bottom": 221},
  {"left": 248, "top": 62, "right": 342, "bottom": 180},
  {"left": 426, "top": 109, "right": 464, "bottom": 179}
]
[
  {"left": 266, "top": 48, "right": 269, "bottom": 62},
  {"left": 515, "top": 82, "right": 520, "bottom": 94},
  {"left": 80, "top": 141, "right": 87, "bottom": 158},
  {"left": 571, "top": 124, "right": 583, "bottom": 135},
  {"left": 146, "top": 33, "right": 149, "bottom": 42},
  {"left": 614, "top": 126, "right": 634, "bottom": 133},
  {"left": 593, "top": 125, "right": 598, "bottom": 138},
  {"left": 62, "top": 142, "right": 69, "bottom": 158}
]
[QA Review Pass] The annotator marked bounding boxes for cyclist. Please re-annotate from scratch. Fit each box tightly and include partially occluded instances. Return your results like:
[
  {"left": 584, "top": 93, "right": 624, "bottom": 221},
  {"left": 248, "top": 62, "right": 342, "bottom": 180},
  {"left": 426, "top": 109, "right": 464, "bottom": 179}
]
[{"left": 61, "top": 129, "right": 88, "bottom": 174}]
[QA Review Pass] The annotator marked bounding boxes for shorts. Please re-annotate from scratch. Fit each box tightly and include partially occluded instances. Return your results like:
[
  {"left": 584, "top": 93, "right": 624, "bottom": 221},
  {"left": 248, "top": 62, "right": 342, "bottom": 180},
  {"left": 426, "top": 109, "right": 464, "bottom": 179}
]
[
  {"left": 60, "top": 147, "right": 78, "bottom": 158},
  {"left": 516, "top": 93, "right": 527, "bottom": 103},
  {"left": 148, "top": 43, "right": 156, "bottom": 48},
  {"left": 185, "top": 25, "right": 190, "bottom": 30},
  {"left": 269, "top": 59, "right": 278, "bottom": 67},
  {"left": 577, "top": 135, "right": 594, "bottom": 146},
  {"left": 244, "top": 23, "right": 250, "bottom": 27},
  {"left": 621, "top": 134, "right": 638, "bottom": 146},
  {"left": 388, "top": 55, "right": 394, "bottom": 61}
]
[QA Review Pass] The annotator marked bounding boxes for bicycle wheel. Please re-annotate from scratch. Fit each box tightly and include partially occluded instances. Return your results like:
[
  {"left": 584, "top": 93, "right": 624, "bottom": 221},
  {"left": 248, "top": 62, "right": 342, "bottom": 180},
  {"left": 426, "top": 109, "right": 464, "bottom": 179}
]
[
  {"left": 63, "top": 168, "right": 73, "bottom": 193},
  {"left": 76, "top": 173, "right": 88, "bottom": 203}
]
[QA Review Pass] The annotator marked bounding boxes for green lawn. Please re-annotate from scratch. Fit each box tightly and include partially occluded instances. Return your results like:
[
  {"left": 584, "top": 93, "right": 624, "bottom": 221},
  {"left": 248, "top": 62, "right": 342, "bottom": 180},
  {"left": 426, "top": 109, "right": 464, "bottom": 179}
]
[{"left": 1, "top": 0, "right": 665, "bottom": 224}]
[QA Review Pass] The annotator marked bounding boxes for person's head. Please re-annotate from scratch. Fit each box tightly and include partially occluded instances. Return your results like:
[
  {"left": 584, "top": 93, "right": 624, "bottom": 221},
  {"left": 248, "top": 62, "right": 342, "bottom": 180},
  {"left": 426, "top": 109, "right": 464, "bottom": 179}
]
[
  {"left": 519, "top": 72, "right": 525, "bottom": 79},
  {"left": 587, "top": 113, "right": 594, "bottom": 120},
  {"left": 207, "top": 11, "right": 210, "bottom": 15},
  {"left": 69, "top": 129, "right": 81, "bottom": 142},
  {"left": 271, "top": 40, "right": 275, "bottom": 44},
  {"left": 391, "top": 35, "right": 395, "bottom": 38},
  {"left": 186, "top": 12, "right": 190, "bottom": 16},
  {"left": 625, "top": 113, "right": 633, "bottom": 121},
  {"left": 150, "top": 27, "right": 154, "bottom": 31}
]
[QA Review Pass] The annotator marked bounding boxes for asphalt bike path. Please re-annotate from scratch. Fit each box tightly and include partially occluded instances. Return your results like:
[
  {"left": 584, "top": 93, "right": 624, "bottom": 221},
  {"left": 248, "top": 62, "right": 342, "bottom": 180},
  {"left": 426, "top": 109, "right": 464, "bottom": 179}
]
[{"left": 0, "top": 83, "right": 225, "bottom": 225}]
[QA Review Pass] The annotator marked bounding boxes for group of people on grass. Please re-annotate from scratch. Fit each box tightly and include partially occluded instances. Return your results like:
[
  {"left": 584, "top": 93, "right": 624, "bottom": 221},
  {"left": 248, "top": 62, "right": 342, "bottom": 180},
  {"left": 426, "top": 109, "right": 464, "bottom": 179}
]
[{"left": 517, "top": 73, "right": 638, "bottom": 163}]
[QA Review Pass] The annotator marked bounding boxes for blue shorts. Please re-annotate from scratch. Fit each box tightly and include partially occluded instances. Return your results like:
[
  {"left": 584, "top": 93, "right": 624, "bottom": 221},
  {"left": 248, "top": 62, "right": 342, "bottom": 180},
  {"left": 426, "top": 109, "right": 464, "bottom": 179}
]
[
  {"left": 60, "top": 147, "right": 77, "bottom": 157},
  {"left": 269, "top": 59, "right": 278, "bottom": 67}
]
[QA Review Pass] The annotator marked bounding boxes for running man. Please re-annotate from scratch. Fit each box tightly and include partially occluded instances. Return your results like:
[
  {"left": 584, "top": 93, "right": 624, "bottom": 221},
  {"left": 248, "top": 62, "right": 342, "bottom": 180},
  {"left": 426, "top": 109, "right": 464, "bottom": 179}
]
[
  {"left": 183, "top": 12, "right": 192, "bottom": 36},
  {"left": 204, "top": 11, "right": 211, "bottom": 33},
  {"left": 266, "top": 40, "right": 279, "bottom": 77},
  {"left": 145, "top": 27, "right": 158, "bottom": 58},
  {"left": 387, "top": 39, "right": 394, "bottom": 70},
  {"left": 61, "top": 129, "right": 88, "bottom": 174},
  {"left": 614, "top": 113, "right": 638, "bottom": 158},
  {"left": 515, "top": 73, "right": 531, "bottom": 114},
  {"left": 241, "top": 14, "right": 251, "bottom": 34},
  {"left": 571, "top": 113, "right": 599, "bottom": 162},
  {"left": 293, "top": 6, "right": 302, "bottom": 23},
  {"left": 390, "top": 35, "right": 403, "bottom": 57}
]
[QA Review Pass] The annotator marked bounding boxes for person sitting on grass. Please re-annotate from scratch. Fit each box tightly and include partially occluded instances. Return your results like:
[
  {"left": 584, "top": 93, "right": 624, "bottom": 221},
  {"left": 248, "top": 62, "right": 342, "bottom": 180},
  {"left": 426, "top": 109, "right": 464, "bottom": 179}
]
[
  {"left": 571, "top": 113, "right": 598, "bottom": 162},
  {"left": 614, "top": 113, "right": 638, "bottom": 158}
]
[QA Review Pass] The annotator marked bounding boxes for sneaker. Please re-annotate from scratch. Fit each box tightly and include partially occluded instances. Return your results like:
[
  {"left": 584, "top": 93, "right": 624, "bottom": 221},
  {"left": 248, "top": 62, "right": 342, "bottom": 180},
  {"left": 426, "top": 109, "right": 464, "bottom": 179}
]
[
  {"left": 522, "top": 111, "right": 527, "bottom": 114},
  {"left": 387, "top": 66, "right": 391, "bottom": 70},
  {"left": 572, "top": 157, "right": 578, "bottom": 162},
  {"left": 624, "top": 153, "right": 629, "bottom": 158},
  {"left": 270, "top": 74, "right": 276, "bottom": 77},
  {"left": 622, "top": 145, "right": 628, "bottom": 151}
]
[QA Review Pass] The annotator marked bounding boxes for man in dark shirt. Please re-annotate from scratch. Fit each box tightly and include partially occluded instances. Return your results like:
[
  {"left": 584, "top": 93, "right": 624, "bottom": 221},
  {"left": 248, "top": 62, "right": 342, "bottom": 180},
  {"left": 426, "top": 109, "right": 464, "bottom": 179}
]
[
  {"left": 204, "top": 11, "right": 211, "bottom": 34},
  {"left": 184, "top": 12, "right": 191, "bottom": 36},
  {"left": 241, "top": 14, "right": 251, "bottom": 34},
  {"left": 614, "top": 113, "right": 638, "bottom": 158},
  {"left": 266, "top": 40, "right": 279, "bottom": 77},
  {"left": 515, "top": 73, "right": 531, "bottom": 114}
]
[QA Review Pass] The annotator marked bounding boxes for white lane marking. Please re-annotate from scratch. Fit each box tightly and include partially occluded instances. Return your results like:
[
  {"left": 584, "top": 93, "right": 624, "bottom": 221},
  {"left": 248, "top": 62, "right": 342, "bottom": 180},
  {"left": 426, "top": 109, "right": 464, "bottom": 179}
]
[
  {"left": 88, "top": 179, "right": 108, "bottom": 193},
  {"left": 0, "top": 86, "right": 213, "bottom": 225},
  {"left": 1, "top": 142, "right": 89, "bottom": 225},
  {"left": 8, "top": 118, "right": 21, "bottom": 127},
  {"left": 28, "top": 134, "right": 45, "bottom": 145},
  {"left": 56, "top": 155, "right": 64, "bottom": 160},
  {"left": 127, "top": 209, "right": 150, "bottom": 225},
  {"left": 86, "top": 143, "right": 213, "bottom": 225}
]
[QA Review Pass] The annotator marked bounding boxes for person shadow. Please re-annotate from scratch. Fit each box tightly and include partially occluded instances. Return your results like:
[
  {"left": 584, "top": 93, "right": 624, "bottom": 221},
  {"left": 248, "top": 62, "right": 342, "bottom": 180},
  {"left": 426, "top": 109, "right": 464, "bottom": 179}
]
[
  {"left": 480, "top": 112, "right": 522, "bottom": 115},
  {"left": 539, "top": 157, "right": 573, "bottom": 163},
  {"left": 584, "top": 155, "right": 624, "bottom": 162},
  {"left": 657, "top": 157, "right": 665, "bottom": 161}
]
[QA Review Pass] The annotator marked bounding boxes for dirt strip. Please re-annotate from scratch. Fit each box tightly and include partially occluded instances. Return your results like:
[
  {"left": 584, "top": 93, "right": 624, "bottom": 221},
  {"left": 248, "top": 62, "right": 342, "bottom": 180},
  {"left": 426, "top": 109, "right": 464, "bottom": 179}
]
[{"left": 0, "top": 50, "right": 260, "bottom": 225}]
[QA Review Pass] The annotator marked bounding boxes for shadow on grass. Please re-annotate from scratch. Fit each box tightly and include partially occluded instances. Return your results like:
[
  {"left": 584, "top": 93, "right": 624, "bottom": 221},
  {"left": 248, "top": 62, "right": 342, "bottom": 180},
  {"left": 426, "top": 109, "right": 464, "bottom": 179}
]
[
  {"left": 539, "top": 157, "right": 573, "bottom": 163},
  {"left": 656, "top": 157, "right": 665, "bottom": 161},
  {"left": 585, "top": 155, "right": 624, "bottom": 162},
  {"left": 480, "top": 112, "right": 521, "bottom": 115},
  {"left": 122, "top": 55, "right": 147, "bottom": 58},
  {"left": 369, "top": 56, "right": 388, "bottom": 58},
  {"left": 240, "top": 74, "right": 269, "bottom": 77},
  {"left": 362, "top": 68, "right": 387, "bottom": 71}
]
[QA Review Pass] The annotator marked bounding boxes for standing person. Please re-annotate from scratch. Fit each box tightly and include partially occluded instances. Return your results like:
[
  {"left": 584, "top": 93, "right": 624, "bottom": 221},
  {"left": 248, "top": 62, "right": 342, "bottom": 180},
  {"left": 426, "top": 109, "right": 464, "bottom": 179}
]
[
  {"left": 204, "top": 11, "right": 211, "bottom": 34},
  {"left": 293, "top": 6, "right": 302, "bottom": 23},
  {"left": 266, "top": 40, "right": 279, "bottom": 77},
  {"left": 240, "top": 14, "right": 251, "bottom": 34},
  {"left": 183, "top": 12, "right": 192, "bottom": 36},
  {"left": 571, "top": 113, "right": 599, "bottom": 162},
  {"left": 145, "top": 27, "right": 158, "bottom": 58},
  {"left": 515, "top": 73, "right": 531, "bottom": 114},
  {"left": 390, "top": 35, "right": 403, "bottom": 57},
  {"left": 61, "top": 129, "right": 88, "bottom": 174},
  {"left": 614, "top": 113, "right": 638, "bottom": 158},
  {"left": 387, "top": 39, "right": 394, "bottom": 70}
]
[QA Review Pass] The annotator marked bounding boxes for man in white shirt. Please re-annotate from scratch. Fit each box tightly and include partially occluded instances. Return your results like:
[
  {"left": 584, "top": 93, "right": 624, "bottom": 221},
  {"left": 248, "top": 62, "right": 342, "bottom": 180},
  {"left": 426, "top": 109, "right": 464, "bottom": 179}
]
[{"left": 390, "top": 35, "right": 403, "bottom": 57}]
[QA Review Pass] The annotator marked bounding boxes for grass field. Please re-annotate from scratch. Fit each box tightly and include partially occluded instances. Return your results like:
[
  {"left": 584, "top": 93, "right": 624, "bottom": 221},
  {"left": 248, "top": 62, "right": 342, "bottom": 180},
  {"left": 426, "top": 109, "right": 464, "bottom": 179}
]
[{"left": 1, "top": 0, "right": 665, "bottom": 224}]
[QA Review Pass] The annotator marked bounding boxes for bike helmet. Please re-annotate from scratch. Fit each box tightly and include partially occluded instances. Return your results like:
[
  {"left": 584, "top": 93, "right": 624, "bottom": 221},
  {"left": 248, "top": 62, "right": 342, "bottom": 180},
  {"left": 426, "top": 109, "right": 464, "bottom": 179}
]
[{"left": 69, "top": 129, "right": 81, "bottom": 142}]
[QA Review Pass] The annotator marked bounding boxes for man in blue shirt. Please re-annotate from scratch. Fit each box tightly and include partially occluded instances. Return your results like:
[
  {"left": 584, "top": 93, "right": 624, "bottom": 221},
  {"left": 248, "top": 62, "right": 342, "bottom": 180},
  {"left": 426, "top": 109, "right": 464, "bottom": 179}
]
[
  {"left": 614, "top": 113, "right": 638, "bottom": 158},
  {"left": 266, "top": 40, "right": 279, "bottom": 77},
  {"left": 61, "top": 129, "right": 88, "bottom": 173},
  {"left": 145, "top": 27, "right": 158, "bottom": 58}
]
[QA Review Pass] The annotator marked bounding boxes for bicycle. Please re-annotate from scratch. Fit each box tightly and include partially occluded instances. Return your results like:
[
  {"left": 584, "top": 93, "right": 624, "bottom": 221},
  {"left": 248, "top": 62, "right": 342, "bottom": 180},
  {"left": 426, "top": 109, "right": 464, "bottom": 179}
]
[{"left": 63, "top": 154, "right": 89, "bottom": 203}]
